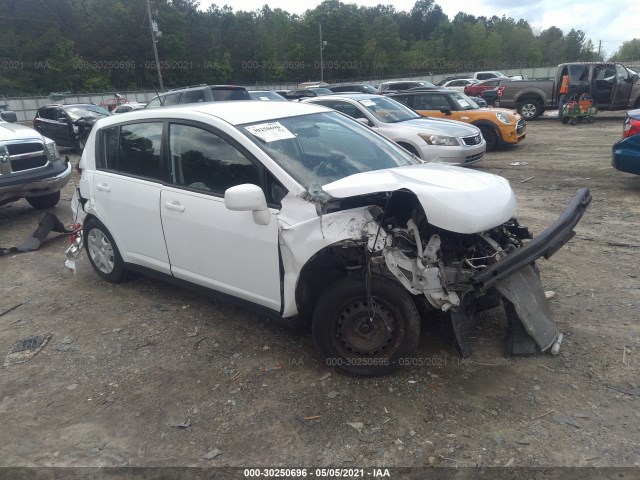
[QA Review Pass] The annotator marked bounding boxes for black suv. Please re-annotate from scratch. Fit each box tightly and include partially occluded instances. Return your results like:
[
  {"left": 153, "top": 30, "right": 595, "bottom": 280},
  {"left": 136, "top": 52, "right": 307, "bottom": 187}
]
[
  {"left": 145, "top": 85, "right": 251, "bottom": 108},
  {"left": 33, "top": 104, "right": 110, "bottom": 152}
]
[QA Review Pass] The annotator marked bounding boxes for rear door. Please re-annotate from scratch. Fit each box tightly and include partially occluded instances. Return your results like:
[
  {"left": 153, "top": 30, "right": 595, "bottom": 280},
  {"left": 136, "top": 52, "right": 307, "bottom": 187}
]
[
  {"left": 160, "top": 122, "right": 281, "bottom": 310},
  {"left": 92, "top": 121, "right": 170, "bottom": 273}
]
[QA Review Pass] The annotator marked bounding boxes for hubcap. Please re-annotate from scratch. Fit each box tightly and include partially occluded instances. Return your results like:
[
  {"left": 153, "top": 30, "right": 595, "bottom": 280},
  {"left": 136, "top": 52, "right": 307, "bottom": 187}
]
[
  {"left": 87, "top": 228, "right": 115, "bottom": 274},
  {"left": 334, "top": 299, "right": 397, "bottom": 356}
]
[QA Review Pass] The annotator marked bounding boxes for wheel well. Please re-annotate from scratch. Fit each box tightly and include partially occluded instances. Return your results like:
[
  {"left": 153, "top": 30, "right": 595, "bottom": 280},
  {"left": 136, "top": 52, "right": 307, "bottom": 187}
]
[
  {"left": 472, "top": 121, "right": 498, "bottom": 133},
  {"left": 517, "top": 96, "right": 542, "bottom": 106},
  {"left": 397, "top": 142, "right": 419, "bottom": 157},
  {"left": 295, "top": 243, "right": 367, "bottom": 326}
]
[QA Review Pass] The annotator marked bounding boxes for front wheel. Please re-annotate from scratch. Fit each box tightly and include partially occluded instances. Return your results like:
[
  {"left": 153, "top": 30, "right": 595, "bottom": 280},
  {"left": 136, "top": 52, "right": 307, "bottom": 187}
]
[
  {"left": 478, "top": 125, "right": 497, "bottom": 151},
  {"left": 84, "top": 218, "right": 128, "bottom": 283},
  {"left": 312, "top": 274, "right": 420, "bottom": 376},
  {"left": 517, "top": 100, "right": 542, "bottom": 120},
  {"left": 26, "top": 191, "right": 60, "bottom": 209}
]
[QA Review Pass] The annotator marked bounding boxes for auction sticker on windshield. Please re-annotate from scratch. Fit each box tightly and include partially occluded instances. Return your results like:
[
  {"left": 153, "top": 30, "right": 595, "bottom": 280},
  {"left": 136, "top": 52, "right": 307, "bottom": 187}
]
[{"left": 245, "top": 122, "right": 296, "bottom": 142}]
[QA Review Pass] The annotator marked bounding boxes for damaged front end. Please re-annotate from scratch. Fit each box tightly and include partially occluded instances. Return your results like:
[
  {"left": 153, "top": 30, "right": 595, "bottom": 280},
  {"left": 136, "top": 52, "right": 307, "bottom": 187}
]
[{"left": 345, "top": 187, "right": 591, "bottom": 358}]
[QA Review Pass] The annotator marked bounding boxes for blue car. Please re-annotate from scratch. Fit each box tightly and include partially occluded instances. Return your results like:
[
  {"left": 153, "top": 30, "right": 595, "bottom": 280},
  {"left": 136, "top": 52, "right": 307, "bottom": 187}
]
[{"left": 612, "top": 109, "right": 640, "bottom": 175}]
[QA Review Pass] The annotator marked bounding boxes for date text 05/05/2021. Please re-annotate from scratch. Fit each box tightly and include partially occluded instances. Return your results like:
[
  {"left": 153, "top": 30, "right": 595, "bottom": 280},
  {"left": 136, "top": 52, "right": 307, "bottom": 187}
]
[{"left": 243, "top": 468, "right": 391, "bottom": 478}]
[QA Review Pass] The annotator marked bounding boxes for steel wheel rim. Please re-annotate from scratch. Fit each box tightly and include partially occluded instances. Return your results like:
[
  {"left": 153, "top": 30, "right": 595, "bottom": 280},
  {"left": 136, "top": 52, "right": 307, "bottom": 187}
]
[
  {"left": 87, "top": 228, "right": 115, "bottom": 274},
  {"left": 332, "top": 298, "right": 398, "bottom": 356}
]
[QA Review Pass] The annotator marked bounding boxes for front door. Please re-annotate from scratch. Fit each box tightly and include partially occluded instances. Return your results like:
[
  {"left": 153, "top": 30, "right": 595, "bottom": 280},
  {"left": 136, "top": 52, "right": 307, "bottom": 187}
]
[
  {"left": 611, "top": 64, "right": 634, "bottom": 109},
  {"left": 160, "top": 122, "right": 281, "bottom": 311}
]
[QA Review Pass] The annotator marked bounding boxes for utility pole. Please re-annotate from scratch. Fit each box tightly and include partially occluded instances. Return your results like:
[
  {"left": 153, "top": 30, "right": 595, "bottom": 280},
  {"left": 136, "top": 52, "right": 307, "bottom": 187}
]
[
  {"left": 146, "top": 0, "right": 164, "bottom": 92},
  {"left": 319, "top": 24, "right": 327, "bottom": 82},
  {"left": 597, "top": 40, "right": 602, "bottom": 60},
  {"left": 319, "top": 24, "right": 323, "bottom": 82}
]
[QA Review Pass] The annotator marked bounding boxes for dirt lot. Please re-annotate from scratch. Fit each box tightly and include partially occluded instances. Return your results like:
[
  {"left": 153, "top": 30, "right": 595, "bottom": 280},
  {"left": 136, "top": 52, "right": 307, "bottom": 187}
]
[{"left": 1, "top": 116, "right": 639, "bottom": 470}]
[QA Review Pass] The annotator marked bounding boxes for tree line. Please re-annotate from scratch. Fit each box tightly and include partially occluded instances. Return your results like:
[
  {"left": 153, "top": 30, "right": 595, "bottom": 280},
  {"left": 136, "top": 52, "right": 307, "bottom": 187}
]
[{"left": 0, "top": 0, "right": 638, "bottom": 96}]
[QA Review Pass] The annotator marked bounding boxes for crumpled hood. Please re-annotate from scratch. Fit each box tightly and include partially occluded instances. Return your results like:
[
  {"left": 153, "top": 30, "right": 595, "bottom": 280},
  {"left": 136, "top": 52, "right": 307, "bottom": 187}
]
[
  {"left": 322, "top": 163, "right": 516, "bottom": 234},
  {"left": 0, "top": 122, "right": 48, "bottom": 143},
  {"left": 399, "top": 117, "right": 480, "bottom": 137}
]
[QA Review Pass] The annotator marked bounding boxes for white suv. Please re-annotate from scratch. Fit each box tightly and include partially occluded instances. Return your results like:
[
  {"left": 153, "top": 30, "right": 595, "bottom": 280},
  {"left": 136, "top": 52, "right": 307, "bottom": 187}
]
[{"left": 70, "top": 101, "right": 590, "bottom": 376}]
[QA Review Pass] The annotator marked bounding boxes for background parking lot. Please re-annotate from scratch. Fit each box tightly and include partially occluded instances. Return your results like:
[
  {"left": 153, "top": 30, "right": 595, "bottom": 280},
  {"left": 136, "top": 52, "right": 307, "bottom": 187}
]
[{"left": 0, "top": 117, "right": 639, "bottom": 468}]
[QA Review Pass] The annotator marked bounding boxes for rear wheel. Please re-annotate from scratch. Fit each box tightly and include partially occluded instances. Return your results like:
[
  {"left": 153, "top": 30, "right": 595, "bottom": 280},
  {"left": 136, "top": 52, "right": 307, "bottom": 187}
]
[
  {"left": 84, "top": 218, "right": 128, "bottom": 283},
  {"left": 25, "top": 191, "right": 60, "bottom": 210},
  {"left": 478, "top": 125, "right": 498, "bottom": 151},
  {"left": 312, "top": 274, "right": 420, "bottom": 376},
  {"left": 517, "top": 99, "right": 542, "bottom": 120}
]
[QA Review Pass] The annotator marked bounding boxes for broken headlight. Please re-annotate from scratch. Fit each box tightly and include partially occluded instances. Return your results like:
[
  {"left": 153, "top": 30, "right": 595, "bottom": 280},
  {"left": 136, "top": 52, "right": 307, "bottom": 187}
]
[{"left": 44, "top": 140, "right": 61, "bottom": 162}]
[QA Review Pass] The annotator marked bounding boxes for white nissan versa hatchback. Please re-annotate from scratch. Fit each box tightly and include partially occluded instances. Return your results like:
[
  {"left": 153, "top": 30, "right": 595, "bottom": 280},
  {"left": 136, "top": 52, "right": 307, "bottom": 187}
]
[{"left": 69, "top": 101, "right": 591, "bottom": 376}]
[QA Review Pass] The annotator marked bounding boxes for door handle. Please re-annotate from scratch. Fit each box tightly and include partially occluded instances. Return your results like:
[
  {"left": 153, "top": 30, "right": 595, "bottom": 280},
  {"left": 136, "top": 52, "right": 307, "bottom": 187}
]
[
  {"left": 96, "top": 183, "right": 110, "bottom": 192},
  {"left": 164, "top": 201, "right": 185, "bottom": 212}
]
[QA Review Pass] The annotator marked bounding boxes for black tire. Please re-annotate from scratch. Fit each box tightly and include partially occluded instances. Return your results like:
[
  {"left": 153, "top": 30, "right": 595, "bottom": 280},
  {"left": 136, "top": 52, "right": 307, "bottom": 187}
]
[
  {"left": 84, "top": 218, "right": 128, "bottom": 283},
  {"left": 312, "top": 274, "right": 420, "bottom": 376},
  {"left": 25, "top": 191, "right": 60, "bottom": 209},
  {"left": 517, "top": 99, "right": 542, "bottom": 120},
  {"left": 561, "top": 116, "right": 570, "bottom": 124},
  {"left": 478, "top": 125, "right": 497, "bottom": 151}
]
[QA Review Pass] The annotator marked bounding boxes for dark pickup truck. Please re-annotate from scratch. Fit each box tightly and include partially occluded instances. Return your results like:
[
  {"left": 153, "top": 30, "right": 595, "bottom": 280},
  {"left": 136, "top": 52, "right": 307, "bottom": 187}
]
[{"left": 495, "top": 62, "right": 640, "bottom": 120}]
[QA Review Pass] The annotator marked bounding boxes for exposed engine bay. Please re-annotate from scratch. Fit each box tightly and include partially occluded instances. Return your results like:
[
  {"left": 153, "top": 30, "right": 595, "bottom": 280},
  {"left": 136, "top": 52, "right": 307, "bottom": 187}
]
[{"left": 320, "top": 187, "right": 592, "bottom": 358}]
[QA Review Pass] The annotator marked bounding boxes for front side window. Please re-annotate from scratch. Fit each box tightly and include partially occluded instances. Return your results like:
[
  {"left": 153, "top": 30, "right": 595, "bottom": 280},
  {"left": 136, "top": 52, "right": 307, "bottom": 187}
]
[
  {"left": 183, "top": 89, "right": 206, "bottom": 103},
  {"left": 168, "top": 123, "right": 260, "bottom": 195},
  {"left": 99, "top": 122, "right": 164, "bottom": 180},
  {"left": 163, "top": 93, "right": 182, "bottom": 106}
]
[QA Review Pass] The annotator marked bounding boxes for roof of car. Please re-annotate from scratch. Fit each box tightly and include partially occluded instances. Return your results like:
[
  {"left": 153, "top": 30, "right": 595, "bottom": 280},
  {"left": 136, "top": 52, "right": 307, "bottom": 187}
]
[
  {"left": 305, "top": 93, "right": 379, "bottom": 101},
  {"left": 391, "top": 88, "right": 457, "bottom": 95},
  {"left": 93, "top": 100, "right": 330, "bottom": 127}
]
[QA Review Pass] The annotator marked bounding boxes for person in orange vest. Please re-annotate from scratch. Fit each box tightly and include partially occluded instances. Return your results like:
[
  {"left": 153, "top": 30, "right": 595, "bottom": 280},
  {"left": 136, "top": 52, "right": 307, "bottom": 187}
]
[{"left": 558, "top": 73, "right": 570, "bottom": 121}]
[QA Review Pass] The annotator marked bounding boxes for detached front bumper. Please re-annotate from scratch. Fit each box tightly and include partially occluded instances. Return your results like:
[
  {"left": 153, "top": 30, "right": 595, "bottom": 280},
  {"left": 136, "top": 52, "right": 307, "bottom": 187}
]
[
  {"left": 471, "top": 188, "right": 592, "bottom": 292},
  {"left": 456, "top": 188, "right": 592, "bottom": 356}
]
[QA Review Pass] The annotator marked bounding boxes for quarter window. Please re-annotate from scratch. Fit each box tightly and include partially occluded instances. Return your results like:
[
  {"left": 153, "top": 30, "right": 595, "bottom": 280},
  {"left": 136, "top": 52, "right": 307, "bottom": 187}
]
[
  {"left": 99, "top": 122, "right": 164, "bottom": 180},
  {"left": 168, "top": 124, "right": 260, "bottom": 195}
]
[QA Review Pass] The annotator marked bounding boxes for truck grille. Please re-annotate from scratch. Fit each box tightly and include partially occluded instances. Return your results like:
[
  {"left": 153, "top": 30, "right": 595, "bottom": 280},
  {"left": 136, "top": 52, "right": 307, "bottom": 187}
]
[
  {"left": 1, "top": 141, "right": 49, "bottom": 174},
  {"left": 462, "top": 134, "right": 482, "bottom": 146},
  {"left": 516, "top": 119, "right": 526, "bottom": 134},
  {"left": 465, "top": 152, "right": 484, "bottom": 164}
]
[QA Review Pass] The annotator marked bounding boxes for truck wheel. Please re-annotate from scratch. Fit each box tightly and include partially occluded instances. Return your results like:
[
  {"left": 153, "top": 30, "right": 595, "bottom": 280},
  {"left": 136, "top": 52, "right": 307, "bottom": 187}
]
[
  {"left": 478, "top": 126, "right": 497, "bottom": 151},
  {"left": 517, "top": 100, "right": 542, "bottom": 120},
  {"left": 312, "top": 274, "right": 420, "bottom": 376},
  {"left": 25, "top": 191, "right": 60, "bottom": 210}
]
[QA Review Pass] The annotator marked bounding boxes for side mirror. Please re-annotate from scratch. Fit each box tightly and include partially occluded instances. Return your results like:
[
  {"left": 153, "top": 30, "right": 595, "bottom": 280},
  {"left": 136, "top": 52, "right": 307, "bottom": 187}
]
[
  {"left": 224, "top": 184, "right": 270, "bottom": 225},
  {"left": 440, "top": 107, "right": 452, "bottom": 115},
  {"left": 356, "top": 117, "right": 374, "bottom": 127},
  {"left": 632, "top": 74, "right": 639, "bottom": 84},
  {"left": 0, "top": 111, "right": 17, "bottom": 123},
  {"left": 58, "top": 115, "right": 68, "bottom": 123}
]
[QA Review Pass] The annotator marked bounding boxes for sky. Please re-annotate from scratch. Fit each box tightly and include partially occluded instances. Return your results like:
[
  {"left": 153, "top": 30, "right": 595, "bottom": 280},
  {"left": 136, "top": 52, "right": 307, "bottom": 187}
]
[{"left": 197, "top": 0, "right": 639, "bottom": 58}]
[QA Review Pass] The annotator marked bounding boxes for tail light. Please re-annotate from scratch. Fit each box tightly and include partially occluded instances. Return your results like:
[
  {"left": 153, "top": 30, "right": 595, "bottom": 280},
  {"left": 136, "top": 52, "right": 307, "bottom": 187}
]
[
  {"left": 622, "top": 117, "right": 640, "bottom": 139},
  {"left": 497, "top": 86, "right": 506, "bottom": 97}
]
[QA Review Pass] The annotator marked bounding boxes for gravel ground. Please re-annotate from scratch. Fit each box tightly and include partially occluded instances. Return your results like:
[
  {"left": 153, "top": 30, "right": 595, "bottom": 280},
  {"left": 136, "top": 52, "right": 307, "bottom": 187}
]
[{"left": 0, "top": 116, "right": 638, "bottom": 470}]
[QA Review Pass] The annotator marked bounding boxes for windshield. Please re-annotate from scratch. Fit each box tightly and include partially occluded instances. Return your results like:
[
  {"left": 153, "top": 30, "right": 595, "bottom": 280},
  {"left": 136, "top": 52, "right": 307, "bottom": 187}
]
[
  {"left": 448, "top": 92, "right": 479, "bottom": 110},
  {"left": 240, "top": 111, "right": 418, "bottom": 196},
  {"left": 66, "top": 105, "right": 110, "bottom": 119},
  {"left": 309, "top": 87, "right": 334, "bottom": 95},
  {"left": 357, "top": 96, "right": 421, "bottom": 123}
]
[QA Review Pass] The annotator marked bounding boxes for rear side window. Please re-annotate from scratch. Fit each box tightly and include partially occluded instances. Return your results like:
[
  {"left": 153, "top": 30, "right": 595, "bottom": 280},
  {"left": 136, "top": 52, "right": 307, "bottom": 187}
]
[
  {"left": 210, "top": 88, "right": 251, "bottom": 101},
  {"left": 163, "top": 92, "right": 182, "bottom": 106},
  {"left": 168, "top": 123, "right": 259, "bottom": 195},
  {"left": 183, "top": 89, "right": 206, "bottom": 103},
  {"left": 99, "top": 122, "right": 164, "bottom": 180}
]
